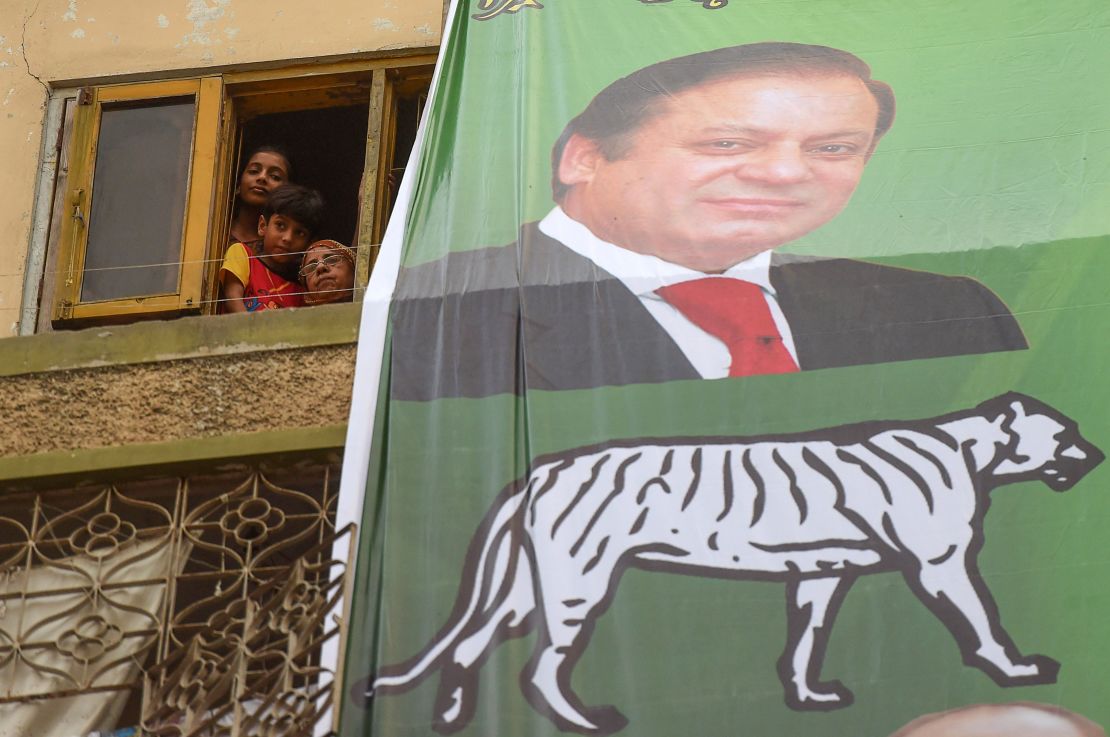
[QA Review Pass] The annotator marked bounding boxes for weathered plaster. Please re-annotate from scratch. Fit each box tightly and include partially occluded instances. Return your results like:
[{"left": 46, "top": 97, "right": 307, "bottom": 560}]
[
  {"left": 0, "top": 1, "right": 49, "bottom": 338},
  {"left": 22, "top": 0, "right": 440, "bottom": 82},
  {"left": 0, "top": 0, "right": 442, "bottom": 338},
  {"left": 1, "top": 301, "right": 361, "bottom": 377},
  {"left": 0, "top": 343, "right": 357, "bottom": 457}
]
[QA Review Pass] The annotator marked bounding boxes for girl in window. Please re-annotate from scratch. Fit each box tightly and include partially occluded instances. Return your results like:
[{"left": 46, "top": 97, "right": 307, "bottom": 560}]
[{"left": 227, "top": 145, "right": 293, "bottom": 247}]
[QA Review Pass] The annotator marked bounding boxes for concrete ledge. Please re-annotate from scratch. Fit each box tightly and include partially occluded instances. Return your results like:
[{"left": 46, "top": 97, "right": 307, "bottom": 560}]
[
  {"left": 0, "top": 423, "right": 348, "bottom": 488},
  {"left": 0, "top": 302, "right": 362, "bottom": 378}
]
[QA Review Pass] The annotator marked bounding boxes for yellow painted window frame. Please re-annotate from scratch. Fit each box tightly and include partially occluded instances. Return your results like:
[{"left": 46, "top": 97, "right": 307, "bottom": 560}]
[
  {"left": 203, "top": 67, "right": 381, "bottom": 312},
  {"left": 349, "top": 63, "right": 434, "bottom": 283},
  {"left": 208, "top": 57, "right": 435, "bottom": 306},
  {"left": 53, "top": 78, "right": 222, "bottom": 324},
  {"left": 50, "top": 56, "right": 435, "bottom": 323}
]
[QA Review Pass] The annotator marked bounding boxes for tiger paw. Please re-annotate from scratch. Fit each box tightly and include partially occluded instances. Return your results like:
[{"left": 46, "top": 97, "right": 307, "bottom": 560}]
[
  {"left": 997, "top": 654, "right": 1061, "bottom": 686},
  {"left": 974, "top": 650, "right": 1061, "bottom": 687},
  {"left": 785, "top": 680, "right": 854, "bottom": 711}
]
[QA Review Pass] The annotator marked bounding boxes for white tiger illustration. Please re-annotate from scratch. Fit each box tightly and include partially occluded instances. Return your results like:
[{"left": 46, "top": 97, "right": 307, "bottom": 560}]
[{"left": 362, "top": 393, "right": 1103, "bottom": 735}]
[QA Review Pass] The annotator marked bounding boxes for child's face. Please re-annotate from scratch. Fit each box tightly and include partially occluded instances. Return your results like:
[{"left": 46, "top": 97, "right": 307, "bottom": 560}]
[
  {"left": 239, "top": 152, "right": 289, "bottom": 208},
  {"left": 257, "top": 214, "right": 312, "bottom": 266}
]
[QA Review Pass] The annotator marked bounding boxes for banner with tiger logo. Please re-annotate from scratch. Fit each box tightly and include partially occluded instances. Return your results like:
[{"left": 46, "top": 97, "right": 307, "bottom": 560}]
[{"left": 335, "top": 1, "right": 1110, "bottom": 735}]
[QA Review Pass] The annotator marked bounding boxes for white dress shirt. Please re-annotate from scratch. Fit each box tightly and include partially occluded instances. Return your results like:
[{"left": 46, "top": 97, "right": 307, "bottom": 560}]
[{"left": 538, "top": 206, "right": 799, "bottom": 379}]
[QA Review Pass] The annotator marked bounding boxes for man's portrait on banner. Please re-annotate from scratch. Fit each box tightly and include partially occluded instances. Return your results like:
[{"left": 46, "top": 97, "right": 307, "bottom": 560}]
[{"left": 391, "top": 42, "right": 1027, "bottom": 400}]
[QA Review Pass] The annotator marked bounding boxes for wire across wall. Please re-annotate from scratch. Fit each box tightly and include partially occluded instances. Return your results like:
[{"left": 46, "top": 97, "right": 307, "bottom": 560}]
[{"left": 0, "top": 247, "right": 376, "bottom": 315}]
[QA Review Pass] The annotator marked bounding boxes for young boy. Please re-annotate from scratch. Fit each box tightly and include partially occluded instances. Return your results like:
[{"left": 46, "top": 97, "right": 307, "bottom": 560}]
[{"left": 220, "top": 184, "right": 325, "bottom": 313}]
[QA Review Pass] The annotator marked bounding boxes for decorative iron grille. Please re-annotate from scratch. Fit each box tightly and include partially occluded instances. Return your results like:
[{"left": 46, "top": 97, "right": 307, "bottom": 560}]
[{"left": 0, "top": 460, "right": 349, "bottom": 737}]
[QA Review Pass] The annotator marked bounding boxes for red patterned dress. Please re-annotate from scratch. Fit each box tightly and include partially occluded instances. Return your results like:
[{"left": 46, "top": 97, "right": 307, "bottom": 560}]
[{"left": 219, "top": 240, "right": 304, "bottom": 312}]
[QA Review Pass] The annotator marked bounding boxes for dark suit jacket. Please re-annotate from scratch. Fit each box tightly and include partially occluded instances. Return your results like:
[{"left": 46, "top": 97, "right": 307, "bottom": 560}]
[{"left": 390, "top": 223, "right": 1026, "bottom": 400}]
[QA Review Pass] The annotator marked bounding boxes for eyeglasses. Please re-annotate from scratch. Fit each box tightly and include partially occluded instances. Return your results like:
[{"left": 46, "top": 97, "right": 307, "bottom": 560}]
[{"left": 299, "top": 253, "right": 347, "bottom": 278}]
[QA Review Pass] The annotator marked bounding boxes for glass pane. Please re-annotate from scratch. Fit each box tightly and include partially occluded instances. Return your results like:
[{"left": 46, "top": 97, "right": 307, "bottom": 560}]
[{"left": 81, "top": 98, "right": 195, "bottom": 302}]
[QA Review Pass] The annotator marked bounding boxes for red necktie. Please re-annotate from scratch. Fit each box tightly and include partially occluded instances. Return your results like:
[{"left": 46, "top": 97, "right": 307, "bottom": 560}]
[{"left": 656, "top": 277, "right": 799, "bottom": 377}]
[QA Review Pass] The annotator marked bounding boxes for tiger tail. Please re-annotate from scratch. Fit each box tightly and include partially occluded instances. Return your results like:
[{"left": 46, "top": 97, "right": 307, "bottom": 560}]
[{"left": 368, "top": 476, "right": 538, "bottom": 731}]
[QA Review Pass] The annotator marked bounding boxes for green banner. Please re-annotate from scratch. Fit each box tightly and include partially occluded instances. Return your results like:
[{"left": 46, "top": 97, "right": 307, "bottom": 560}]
[{"left": 339, "top": 1, "right": 1110, "bottom": 735}]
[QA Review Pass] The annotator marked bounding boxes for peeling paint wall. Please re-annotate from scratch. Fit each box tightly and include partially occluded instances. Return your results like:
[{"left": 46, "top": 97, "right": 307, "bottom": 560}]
[
  {"left": 0, "top": 0, "right": 442, "bottom": 337},
  {"left": 0, "top": 3, "right": 45, "bottom": 337}
]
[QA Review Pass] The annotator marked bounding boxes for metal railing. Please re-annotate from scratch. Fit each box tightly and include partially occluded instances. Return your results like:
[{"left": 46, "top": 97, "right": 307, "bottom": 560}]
[{"left": 0, "top": 462, "right": 349, "bottom": 737}]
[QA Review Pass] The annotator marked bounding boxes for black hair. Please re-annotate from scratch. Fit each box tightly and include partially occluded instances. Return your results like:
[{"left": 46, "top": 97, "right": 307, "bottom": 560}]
[
  {"left": 243, "top": 144, "right": 295, "bottom": 181},
  {"left": 261, "top": 184, "right": 325, "bottom": 235},
  {"left": 551, "top": 42, "right": 896, "bottom": 200}
]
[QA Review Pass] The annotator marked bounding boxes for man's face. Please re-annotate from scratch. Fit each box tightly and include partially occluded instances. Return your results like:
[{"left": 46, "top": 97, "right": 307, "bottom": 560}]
[{"left": 560, "top": 72, "right": 881, "bottom": 272}]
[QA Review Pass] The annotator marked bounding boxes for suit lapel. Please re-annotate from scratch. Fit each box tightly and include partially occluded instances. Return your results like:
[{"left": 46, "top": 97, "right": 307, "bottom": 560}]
[
  {"left": 771, "top": 255, "right": 823, "bottom": 370},
  {"left": 519, "top": 225, "right": 701, "bottom": 390},
  {"left": 771, "top": 254, "right": 944, "bottom": 370},
  {"left": 770, "top": 254, "right": 869, "bottom": 370}
]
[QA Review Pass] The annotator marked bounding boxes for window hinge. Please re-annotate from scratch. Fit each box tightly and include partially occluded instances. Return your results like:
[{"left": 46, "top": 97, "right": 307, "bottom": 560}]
[
  {"left": 71, "top": 188, "right": 85, "bottom": 225},
  {"left": 58, "top": 299, "right": 73, "bottom": 319},
  {"left": 77, "top": 88, "right": 93, "bottom": 106}
]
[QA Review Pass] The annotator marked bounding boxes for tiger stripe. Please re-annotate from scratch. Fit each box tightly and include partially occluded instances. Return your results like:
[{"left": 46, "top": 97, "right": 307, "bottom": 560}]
[
  {"left": 716, "top": 450, "right": 735, "bottom": 522},
  {"left": 894, "top": 434, "right": 952, "bottom": 487},
  {"left": 551, "top": 454, "right": 608, "bottom": 536},
  {"left": 743, "top": 449, "right": 766, "bottom": 526},
  {"left": 570, "top": 452, "right": 642, "bottom": 557},
  {"left": 772, "top": 448, "right": 808, "bottom": 524},
  {"left": 681, "top": 448, "right": 704, "bottom": 511},
  {"left": 863, "top": 439, "right": 934, "bottom": 512}
]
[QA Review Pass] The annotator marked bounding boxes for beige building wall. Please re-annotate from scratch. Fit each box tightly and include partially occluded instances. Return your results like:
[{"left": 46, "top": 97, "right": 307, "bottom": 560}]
[{"left": 0, "top": 0, "right": 442, "bottom": 337}]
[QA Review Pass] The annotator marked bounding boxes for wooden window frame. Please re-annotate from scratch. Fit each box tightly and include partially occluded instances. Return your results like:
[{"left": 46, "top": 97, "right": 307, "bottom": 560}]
[
  {"left": 49, "top": 56, "right": 435, "bottom": 326},
  {"left": 214, "top": 58, "right": 435, "bottom": 306},
  {"left": 367, "top": 68, "right": 432, "bottom": 283},
  {"left": 53, "top": 78, "right": 222, "bottom": 324}
]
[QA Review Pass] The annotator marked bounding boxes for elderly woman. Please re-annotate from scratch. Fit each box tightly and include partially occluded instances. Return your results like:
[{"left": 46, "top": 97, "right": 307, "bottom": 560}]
[{"left": 299, "top": 240, "right": 356, "bottom": 305}]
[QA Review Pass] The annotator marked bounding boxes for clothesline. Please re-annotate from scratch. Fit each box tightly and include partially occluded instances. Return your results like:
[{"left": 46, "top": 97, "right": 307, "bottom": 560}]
[
  {"left": 0, "top": 285, "right": 365, "bottom": 313},
  {"left": 0, "top": 243, "right": 381, "bottom": 281}
]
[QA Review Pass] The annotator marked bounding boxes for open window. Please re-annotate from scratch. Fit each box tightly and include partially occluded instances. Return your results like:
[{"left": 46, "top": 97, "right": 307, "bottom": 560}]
[
  {"left": 40, "top": 58, "right": 434, "bottom": 329},
  {"left": 211, "top": 63, "right": 434, "bottom": 305}
]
